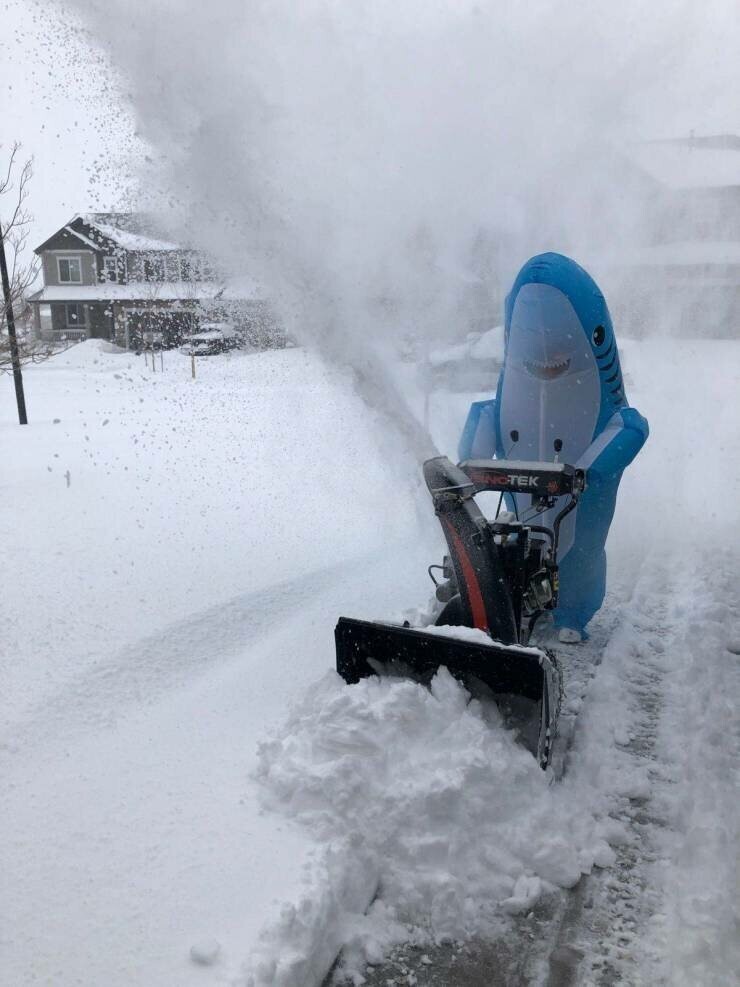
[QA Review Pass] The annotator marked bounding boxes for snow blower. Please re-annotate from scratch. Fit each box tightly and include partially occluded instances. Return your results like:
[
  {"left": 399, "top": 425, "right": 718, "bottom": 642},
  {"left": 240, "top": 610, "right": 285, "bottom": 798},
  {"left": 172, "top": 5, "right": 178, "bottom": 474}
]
[{"left": 335, "top": 456, "right": 586, "bottom": 767}]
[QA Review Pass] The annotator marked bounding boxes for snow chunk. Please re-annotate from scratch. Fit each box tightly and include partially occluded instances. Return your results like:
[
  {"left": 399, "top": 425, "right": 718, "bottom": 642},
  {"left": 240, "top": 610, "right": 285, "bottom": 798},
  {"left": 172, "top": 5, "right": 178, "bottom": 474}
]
[
  {"left": 531, "top": 840, "right": 582, "bottom": 888},
  {"left": 189, "top": 940, "right": 220, "bottom": 966},
  {"left": 246, "top": 839, "right": 378, "bottom": 987},
  {"left": 501, "top": 875, "right": 542, "bottom": 914}
]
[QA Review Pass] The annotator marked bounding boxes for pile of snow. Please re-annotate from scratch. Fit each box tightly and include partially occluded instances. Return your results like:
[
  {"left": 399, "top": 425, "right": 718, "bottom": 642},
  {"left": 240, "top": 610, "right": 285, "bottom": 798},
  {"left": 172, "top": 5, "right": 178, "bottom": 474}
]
[{"left": 251, "top": 668, "right": 617, "bottom": 984}]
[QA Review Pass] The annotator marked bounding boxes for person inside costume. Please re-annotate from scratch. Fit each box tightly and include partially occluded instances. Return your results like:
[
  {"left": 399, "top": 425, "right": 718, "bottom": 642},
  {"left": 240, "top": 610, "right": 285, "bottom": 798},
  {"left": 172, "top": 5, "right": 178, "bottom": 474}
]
[{"left": 458, "top": 252, "right": 648, "bottom": 642}]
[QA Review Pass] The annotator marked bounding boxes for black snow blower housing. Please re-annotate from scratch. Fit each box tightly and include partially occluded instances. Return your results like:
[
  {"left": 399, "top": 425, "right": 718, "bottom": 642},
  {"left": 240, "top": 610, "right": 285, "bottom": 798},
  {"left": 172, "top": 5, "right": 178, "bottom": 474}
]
[{"left": 335, "top": 456, "right": 586, "bottom": 768}]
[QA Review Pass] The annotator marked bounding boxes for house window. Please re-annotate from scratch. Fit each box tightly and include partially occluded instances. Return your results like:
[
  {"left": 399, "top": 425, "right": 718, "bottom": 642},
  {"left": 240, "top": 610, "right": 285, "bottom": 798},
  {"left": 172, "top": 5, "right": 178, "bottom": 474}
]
[
  {"left": 103, "top": 257, "right": 118, "bottom": 282},
  {"left": 179, "top": 256, "right": 193, "bottom": 281},
  {"left": 127, "top": 255, "right": 143, "bottom": 280},
  {"left": 65, "top": 303, "right": 87, "bottom": 330},
  {"left": 164, "top": 254, "right": 180, "bottom": 281},
  {"left": 102, "top": 254, "right": 126, "bottom": 284},
  {"left": 144, "top": 256, "right": 165, "bottom": 282},
  {"left": 58, "top": 256, "right": 82, "bottom": 283}
]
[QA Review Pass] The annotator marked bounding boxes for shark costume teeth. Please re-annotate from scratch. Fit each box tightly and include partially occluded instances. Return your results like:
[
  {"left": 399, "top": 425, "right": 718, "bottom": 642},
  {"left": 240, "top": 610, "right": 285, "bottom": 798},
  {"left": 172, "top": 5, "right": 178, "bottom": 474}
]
[{"left": 523, "top": 356, "right": 572, "bottom": 380}]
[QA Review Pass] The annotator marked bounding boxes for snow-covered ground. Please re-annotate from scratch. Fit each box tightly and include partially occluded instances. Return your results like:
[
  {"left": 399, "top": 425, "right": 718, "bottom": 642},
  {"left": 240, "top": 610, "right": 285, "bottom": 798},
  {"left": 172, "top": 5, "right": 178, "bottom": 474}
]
[
  {"left": 2, "top": 338, "right": 738, "bottom": 986},
  {"left": 1, "top": 344, "right": 430, "bottom": 986}
]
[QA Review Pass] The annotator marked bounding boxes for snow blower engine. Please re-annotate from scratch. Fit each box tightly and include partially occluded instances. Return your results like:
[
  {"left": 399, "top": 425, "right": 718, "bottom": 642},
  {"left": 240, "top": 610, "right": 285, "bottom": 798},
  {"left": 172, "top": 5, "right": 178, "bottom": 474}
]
[{"left": 335, "top": 456, "right": 586, "bottom": 768}]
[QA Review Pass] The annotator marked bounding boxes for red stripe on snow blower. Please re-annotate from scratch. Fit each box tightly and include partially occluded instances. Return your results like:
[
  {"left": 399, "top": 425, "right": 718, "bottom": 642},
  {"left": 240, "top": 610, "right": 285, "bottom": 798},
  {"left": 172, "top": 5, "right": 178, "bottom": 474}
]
[{"left": 441, "top": 518, "right": 489, "bottom": 631}]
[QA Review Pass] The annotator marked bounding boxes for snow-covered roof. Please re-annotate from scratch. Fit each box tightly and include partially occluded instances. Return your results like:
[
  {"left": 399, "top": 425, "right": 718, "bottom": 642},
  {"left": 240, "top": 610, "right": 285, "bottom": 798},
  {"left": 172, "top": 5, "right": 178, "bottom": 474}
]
[
  {"left": 29, "top": 281, "right": 259, "bottom": 303},
  {"left": 427, "top": 340, "right": 471, "bottom": 367},
  {"left": 470, "top": 325, "right": 505, "bottom": 360},
  {"left": 81, "top": 215, "right": 180, "bottom": 252},
  {"left": 29, "top": 282, "right": 205, "bottom": 302},
  {"left": 614, "top": 240, "right": 740, "bottom": 267},
  {"left": 624, "top": 140, "right": 740, "bottom": 191},
  {"left": 63, "top": 225, "right": 101, "bottom": 250},
  {"left": 216, "top": 275, "right": 264, "bottom": 301},
  {"left": 428, "top": 325, "right": 504, "bottom": 367}
]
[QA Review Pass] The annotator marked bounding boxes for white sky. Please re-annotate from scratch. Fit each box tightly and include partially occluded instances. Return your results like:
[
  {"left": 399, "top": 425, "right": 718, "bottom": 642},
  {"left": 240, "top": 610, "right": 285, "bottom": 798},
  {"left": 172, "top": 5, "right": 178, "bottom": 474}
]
[
  {"left": 2, "top": 0, "right": 739, "bottom": 258},
  {"left": 1, "top": 0, "right": 141, "bottom": 252}
]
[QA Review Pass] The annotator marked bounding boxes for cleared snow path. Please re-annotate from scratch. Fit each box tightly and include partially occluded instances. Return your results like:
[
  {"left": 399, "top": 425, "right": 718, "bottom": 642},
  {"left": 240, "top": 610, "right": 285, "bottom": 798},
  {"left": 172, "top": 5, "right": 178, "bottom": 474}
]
[{"left": 532, "top": 549, "right": 678, "bottom": 986}]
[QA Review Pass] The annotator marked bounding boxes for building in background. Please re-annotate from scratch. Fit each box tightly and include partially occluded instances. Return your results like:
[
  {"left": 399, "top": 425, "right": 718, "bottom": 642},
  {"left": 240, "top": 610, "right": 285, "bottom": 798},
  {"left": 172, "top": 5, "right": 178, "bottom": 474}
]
[
  {"left": 28, "top": 213, "right": 277, "bottom": 349},
  {"left": 610, "top": 134, "right": 740, "bottom": 337}
]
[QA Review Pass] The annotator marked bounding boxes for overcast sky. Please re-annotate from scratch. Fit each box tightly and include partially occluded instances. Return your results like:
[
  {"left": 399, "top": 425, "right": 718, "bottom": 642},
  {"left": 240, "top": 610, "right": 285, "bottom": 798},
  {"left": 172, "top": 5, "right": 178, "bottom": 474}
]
[
  {"left": 2, "top": 0, "right": 739, "bottom": 259},
  {"left": 1, "top": 0, "right": 140, "bottom": 251}
]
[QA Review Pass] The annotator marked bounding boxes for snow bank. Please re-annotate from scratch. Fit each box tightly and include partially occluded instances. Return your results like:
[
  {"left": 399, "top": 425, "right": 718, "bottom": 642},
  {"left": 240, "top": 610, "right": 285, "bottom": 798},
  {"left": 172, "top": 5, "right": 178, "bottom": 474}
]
[{"left": 250, "top": 669, "right": 616, "bottom": 984}]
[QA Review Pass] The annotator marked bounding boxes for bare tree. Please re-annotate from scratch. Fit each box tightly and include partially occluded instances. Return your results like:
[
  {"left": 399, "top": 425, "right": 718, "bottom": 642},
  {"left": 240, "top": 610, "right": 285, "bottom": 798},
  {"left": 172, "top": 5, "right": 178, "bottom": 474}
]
[{"left": 1, "top": 143, "right": 52, "bottom": 399}]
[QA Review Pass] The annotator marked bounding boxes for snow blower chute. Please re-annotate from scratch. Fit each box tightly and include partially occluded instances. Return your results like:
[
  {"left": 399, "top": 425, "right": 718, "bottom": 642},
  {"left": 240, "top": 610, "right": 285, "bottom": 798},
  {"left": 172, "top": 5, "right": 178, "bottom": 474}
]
[{"left": 335, "top": 456, "right": 586, "bottom": 767}]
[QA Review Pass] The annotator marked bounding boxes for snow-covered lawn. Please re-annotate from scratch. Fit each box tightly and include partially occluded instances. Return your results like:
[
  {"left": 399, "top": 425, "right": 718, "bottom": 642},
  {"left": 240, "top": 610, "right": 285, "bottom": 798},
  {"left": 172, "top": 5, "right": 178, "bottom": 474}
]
[
  {"left": 1, "top": 344, "right": 429, "bottom": 985},
  {"left": 2, "top": 339, "right": 738, "bottom": 986}
]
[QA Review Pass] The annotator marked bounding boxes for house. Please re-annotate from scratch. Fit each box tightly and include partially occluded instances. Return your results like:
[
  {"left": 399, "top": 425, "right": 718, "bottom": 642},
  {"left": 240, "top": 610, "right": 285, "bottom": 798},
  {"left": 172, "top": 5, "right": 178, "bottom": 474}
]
[
  {"left": 608, "top": 135, "right": 740, "bottom": 337},
  {"left": 28, "top": 213, "right": 270, "bottom": 348}
]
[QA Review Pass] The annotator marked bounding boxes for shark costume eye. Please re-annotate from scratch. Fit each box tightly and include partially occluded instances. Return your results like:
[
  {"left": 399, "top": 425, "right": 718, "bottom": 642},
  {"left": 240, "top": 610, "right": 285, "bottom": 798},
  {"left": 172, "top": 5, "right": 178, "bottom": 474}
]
[{"left": 592, "top": 325, "right": 606, "bottom": 347}]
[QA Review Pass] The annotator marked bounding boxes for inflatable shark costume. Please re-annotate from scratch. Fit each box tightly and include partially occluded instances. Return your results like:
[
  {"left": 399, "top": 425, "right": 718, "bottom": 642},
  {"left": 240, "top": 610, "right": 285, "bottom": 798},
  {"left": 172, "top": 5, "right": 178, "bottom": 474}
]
[{"left": 458, "top": 253, "right": 649, "bottom": 639}]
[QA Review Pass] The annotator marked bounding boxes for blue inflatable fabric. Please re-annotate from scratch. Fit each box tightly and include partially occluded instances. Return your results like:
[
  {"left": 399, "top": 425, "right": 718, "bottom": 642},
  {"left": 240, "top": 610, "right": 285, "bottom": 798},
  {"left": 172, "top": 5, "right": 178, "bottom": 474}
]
[{"left": 458, "top": 253, "right": 649, "bottom": 636}]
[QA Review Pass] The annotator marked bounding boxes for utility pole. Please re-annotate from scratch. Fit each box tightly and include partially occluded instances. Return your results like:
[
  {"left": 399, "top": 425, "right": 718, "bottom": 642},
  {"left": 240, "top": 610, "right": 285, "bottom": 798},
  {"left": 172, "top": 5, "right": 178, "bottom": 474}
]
[{"left": 0, "top": 219, "right": 28, "bottom": 424}]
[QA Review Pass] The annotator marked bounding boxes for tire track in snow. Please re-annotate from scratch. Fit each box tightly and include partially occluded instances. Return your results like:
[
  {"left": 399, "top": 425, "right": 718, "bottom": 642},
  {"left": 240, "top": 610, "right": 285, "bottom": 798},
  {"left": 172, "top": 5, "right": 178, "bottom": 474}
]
[{"left": 0, "top": 549, "right": 409, "bottom": 758}]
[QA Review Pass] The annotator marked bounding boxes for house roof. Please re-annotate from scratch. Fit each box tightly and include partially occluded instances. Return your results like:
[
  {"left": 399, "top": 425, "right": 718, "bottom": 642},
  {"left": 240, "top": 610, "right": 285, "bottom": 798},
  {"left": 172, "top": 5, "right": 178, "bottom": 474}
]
[
  {"left": 626, "top": 240, "right": 740, "bottom": 266},
  {"left": 81, "top": 214, "right": 181, "bottom": 252},
  {"left": 62, "top": 225, "right": 101, "bottom": 250},
  {"left": 28, "top": 280, "right": 262, "bottom": 304},
  {"left": 624, "top": 137, "right": 740, "bottom": 191},
  {"left": 35, "top": 213, "right": 186, "bottom": 254},
  {"left": 602, "top": 240, "right": 740, "bottom": 287}
]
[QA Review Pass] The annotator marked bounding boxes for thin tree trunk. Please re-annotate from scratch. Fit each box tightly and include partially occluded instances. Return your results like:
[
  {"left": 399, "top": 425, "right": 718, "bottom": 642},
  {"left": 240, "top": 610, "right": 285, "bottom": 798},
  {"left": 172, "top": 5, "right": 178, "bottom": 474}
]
[{"left": 0, "top": 220, "right": 28, "bottom": 424}]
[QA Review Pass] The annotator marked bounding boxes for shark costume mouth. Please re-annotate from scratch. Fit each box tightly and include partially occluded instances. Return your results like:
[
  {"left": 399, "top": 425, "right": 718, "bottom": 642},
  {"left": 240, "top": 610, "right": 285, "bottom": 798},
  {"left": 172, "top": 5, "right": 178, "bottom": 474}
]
[{"left": 523, "top": 357, "right": 571, "bottom": 380}]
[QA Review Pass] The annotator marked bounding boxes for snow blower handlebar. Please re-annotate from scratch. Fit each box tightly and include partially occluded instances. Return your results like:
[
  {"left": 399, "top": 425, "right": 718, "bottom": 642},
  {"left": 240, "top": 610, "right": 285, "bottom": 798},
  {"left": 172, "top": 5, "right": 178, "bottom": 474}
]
[
  {"left": 460, "top": 459, "right": 585, "bottom": 498},
  {"left": 457, "top": 458, "right": 585, "bottom": 558}
]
